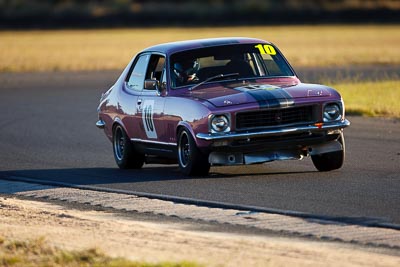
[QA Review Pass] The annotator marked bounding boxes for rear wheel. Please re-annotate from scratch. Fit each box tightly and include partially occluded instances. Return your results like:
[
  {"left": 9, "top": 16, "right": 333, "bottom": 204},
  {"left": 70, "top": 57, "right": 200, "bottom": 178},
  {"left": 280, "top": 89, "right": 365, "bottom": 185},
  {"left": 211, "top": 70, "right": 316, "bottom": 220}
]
[
  {"left": 177, "top": 128, "right": 210, "bottom": 176},
  {"left": 311, "top": 133, "right": 345, "bottom": 172},
  {"left": 113, "top": 125, "right": 144, "bottom": 169}
]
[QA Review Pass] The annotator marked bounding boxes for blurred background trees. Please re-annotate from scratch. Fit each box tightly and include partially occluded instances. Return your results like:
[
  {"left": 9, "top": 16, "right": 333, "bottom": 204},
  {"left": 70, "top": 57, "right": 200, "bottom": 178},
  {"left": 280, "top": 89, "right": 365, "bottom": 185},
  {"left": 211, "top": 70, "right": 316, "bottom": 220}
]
[{"left": 1, "top": 0, "right": 399, "bottom": 28}]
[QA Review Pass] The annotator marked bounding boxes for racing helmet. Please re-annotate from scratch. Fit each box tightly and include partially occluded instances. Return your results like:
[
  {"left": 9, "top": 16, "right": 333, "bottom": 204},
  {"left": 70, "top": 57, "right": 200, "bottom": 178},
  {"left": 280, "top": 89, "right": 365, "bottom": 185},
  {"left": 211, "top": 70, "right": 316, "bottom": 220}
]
[{"left": 173, "top": 59, "right": 200, "bottom": 84}]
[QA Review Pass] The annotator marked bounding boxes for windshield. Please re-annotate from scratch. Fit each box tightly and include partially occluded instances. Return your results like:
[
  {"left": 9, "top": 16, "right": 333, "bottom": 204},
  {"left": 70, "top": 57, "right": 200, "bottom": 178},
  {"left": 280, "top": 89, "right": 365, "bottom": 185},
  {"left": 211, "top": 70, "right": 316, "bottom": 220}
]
[{"left": 170, "top": 43, "right": 294, "bottom": 89}]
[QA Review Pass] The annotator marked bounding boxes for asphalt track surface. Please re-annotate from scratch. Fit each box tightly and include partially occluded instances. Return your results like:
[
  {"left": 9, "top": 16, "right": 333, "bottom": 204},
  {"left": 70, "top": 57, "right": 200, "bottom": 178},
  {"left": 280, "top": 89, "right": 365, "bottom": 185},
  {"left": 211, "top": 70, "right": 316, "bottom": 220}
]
[{"left": 1, "top": 67, "right": 399, "bottom": 226}]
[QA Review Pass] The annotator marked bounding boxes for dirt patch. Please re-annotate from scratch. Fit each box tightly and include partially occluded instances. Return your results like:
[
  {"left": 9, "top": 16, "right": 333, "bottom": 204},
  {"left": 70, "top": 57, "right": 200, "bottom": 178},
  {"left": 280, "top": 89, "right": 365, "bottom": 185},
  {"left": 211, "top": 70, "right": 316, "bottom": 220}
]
[{"left": 0, "top": 196, "right": 399, "bottom": 267}]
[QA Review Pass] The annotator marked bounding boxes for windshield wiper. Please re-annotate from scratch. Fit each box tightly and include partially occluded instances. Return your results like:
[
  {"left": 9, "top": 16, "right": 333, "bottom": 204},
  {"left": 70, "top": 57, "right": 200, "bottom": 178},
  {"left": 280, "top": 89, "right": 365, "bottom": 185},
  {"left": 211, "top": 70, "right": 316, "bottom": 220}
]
[{"left": 189, "top": 73, "right": 239, "bottom": 91}]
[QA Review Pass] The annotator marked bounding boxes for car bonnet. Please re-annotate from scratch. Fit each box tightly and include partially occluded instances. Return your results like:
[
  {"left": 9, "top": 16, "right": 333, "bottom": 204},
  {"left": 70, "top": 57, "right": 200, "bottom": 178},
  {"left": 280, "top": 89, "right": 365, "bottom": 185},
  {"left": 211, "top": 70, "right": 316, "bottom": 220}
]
[{"left": 180, "top": 80, "right": 337, "bottom": 108}]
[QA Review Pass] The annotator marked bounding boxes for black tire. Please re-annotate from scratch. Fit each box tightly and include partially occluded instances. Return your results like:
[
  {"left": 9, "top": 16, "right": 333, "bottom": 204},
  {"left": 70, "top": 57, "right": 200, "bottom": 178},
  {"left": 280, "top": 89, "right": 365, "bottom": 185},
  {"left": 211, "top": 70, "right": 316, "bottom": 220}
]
[
  {"left": 311, "top": 133, "right": 345, "bottom": 172},
  {"left": 113, "top": 125, "right": 144, "bottom": 169},
  {"left": 177, "top": 128, "right": 210, "bottom": 176}
]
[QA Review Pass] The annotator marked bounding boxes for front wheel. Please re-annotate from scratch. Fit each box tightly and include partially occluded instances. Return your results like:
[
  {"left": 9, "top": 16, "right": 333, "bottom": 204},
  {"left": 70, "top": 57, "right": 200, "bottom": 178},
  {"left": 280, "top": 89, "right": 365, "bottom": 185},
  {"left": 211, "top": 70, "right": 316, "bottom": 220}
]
[
  {"left": 177, "top": 128, "right": 210, "bottom": 176},
  {"left": 311, "top": 133, "right": 345, "bottom": 172},
  {"left": 113, "top": 125, "right": 144, "bottom": 169}
]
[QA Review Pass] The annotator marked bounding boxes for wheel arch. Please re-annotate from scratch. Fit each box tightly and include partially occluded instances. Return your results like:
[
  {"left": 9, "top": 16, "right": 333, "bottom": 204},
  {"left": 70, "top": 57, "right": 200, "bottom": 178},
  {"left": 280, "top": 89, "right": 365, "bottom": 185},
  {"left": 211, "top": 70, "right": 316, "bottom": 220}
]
[
  {"left": 176, "top": 121, "right": 196, "bottom": 143},
  {"left": 176, "top": 120, "right": 211, "bottom": 155},
  {"left": 176, "top": 122, "right": 211, "bottom": 176},
  {"left": 112, "top": 117, "right": 128, "bottom": 135}
]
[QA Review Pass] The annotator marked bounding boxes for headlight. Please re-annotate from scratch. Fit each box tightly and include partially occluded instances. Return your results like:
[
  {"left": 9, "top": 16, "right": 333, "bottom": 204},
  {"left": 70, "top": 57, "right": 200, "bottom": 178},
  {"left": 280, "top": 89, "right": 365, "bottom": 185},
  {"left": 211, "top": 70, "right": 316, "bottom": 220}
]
[
  {"left": 210, "top": 114, "right": 230, "bottom": 133},
  {"left": 323, "top": 103, "right": 342, "bottom": 122}
]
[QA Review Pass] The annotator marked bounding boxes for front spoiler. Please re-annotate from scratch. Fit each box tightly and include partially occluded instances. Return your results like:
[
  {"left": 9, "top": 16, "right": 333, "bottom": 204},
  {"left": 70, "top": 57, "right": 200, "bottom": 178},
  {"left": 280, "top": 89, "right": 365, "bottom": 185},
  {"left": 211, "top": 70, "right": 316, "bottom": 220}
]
[{"left": 196, "top": 119, "right": 350, "bottom": 141}]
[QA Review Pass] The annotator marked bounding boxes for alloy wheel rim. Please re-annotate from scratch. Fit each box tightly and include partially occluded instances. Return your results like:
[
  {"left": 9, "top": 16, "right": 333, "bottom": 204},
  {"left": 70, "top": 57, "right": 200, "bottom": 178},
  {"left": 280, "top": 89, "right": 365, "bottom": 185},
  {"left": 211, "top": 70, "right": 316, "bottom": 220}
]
[
  {"left": 178, "top": 132, "right": 190, "bottom": 167},
  {"left": 114, "top": 127, "right": 125, "bottom": 161}
]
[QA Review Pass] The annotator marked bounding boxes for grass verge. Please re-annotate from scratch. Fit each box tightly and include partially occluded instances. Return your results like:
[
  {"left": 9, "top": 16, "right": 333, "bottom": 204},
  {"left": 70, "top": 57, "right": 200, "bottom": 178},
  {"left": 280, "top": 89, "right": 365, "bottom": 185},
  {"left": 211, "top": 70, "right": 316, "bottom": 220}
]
[
  {"left": 0, "top": 236, "right": 200, "bottom": 267},
  {"left": 1, "top": 25, "right": 399, "bottom": 72},
  {"left": 329, "top": 80, "right": 400, "bottom": 118}
]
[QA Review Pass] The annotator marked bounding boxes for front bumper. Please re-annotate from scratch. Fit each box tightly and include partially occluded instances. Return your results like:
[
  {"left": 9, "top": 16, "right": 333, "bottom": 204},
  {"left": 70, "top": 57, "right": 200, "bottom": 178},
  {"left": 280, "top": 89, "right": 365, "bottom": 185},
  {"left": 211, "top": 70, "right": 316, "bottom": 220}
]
[
  {"left": 196, "top": 119, "right": 350, "bottom": 165},
  {"left": 196, "top": 119, "right": 350, "bottom": 141}
]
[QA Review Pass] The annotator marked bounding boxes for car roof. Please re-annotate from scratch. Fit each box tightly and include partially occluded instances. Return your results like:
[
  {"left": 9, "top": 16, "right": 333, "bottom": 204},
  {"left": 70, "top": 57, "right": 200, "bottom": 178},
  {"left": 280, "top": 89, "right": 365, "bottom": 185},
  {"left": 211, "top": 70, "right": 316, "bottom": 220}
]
[{"left": 141, "top": 37, "right": 270, "bottom": 55}]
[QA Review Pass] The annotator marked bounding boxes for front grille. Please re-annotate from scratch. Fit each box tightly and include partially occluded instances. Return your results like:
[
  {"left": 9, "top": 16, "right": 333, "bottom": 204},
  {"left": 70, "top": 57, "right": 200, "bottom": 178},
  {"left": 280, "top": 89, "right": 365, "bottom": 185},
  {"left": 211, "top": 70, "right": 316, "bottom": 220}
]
[{"left": 236, "top": 106, "right": 315, "bottom": 130}]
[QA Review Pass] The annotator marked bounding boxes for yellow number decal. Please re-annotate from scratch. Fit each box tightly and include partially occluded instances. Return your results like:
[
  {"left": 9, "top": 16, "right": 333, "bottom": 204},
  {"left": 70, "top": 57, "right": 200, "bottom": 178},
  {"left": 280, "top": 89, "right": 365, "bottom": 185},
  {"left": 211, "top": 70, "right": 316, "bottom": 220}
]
[
  {"left": 263, "top": 45, "right": 276, "bottom": 55},
  {"left": 254, "top": 44, "right": 265, "bottom": 54},
  {"left": 254, "top": 44, "right": 276, "bottom": 55}
]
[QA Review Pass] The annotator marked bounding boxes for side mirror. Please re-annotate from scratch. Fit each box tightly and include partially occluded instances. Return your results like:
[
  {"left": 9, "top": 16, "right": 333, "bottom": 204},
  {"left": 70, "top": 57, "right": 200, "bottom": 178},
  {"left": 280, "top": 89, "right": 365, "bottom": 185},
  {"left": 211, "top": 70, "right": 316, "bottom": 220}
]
[
  {"left": 157, "top": 81, "right": 167, "bottom": 96},
  {"left": 144, "top": 79, "right": 158, "bottom": 90}
]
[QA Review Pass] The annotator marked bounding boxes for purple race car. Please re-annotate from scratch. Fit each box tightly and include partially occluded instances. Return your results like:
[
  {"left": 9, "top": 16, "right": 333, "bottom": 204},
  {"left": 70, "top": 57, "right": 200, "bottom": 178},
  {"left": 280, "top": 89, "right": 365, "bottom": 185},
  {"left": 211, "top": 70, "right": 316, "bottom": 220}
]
[{"left": 96, "top": 37, "right": 350, "bottom": 176}]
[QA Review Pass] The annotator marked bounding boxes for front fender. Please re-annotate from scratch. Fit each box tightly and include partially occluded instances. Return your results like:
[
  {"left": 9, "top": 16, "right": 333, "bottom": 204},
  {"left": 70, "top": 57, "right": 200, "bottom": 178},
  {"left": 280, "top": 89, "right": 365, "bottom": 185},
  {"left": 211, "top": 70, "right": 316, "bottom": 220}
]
[
  {"left": 176, "top": 120, "right": 210, "bottom": 149},
  {"left": 176, "top": 121, "right": 196, "bottom": 142}
]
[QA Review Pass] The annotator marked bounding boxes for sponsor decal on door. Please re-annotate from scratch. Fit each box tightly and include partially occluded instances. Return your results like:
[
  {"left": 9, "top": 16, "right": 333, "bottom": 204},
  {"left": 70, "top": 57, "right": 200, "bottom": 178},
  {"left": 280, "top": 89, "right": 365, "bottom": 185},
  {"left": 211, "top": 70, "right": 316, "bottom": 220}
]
[{"left": 142, "top": 100, "right": 157, "bottom": 139}]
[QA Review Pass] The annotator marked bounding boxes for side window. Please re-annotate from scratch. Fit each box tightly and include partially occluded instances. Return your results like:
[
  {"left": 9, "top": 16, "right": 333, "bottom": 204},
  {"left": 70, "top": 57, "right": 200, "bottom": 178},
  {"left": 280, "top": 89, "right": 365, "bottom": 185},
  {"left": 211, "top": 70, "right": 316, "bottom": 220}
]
[
  {"left": 146, "top": 55, "right": 165, "bottom": 82},
  {"left": 127, "top": 54, "right": 149, "bottom": 91},
  {"left": 161, "top": 68, "right": 167, "bottom": 84}
]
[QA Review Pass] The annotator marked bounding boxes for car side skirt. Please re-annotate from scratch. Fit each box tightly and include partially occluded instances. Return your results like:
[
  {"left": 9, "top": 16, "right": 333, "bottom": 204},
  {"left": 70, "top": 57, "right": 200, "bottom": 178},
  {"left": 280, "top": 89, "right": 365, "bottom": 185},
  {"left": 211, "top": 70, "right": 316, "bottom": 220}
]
[{"left": 131, "top": 138, "right": 177, "bottom": 159}]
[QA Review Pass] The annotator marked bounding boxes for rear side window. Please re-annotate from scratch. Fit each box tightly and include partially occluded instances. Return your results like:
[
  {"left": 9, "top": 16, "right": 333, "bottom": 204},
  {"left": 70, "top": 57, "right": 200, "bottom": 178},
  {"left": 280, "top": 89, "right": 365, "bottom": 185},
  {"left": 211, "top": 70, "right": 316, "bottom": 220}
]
[{"left": 127, "top": 54, "right": 150, "bottom": 91}]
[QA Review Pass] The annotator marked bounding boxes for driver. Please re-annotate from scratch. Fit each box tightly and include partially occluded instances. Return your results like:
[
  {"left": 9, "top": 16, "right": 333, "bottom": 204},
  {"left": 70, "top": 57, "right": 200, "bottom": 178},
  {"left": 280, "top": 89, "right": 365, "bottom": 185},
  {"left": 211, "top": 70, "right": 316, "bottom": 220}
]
[{"left": 173, "top": 59, "right": 200, "bottom": 86}]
